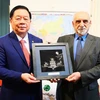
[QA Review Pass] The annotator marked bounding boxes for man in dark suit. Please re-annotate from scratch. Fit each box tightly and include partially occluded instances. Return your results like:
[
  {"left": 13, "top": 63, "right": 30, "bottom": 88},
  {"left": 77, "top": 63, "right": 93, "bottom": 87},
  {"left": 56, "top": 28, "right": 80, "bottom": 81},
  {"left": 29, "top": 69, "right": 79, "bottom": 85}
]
[
  {"left": 0, "top": 5, "right": 42, "bottom": 100},
  {"left": 56, "top": 11, "right": 100, "bottom": 100}
]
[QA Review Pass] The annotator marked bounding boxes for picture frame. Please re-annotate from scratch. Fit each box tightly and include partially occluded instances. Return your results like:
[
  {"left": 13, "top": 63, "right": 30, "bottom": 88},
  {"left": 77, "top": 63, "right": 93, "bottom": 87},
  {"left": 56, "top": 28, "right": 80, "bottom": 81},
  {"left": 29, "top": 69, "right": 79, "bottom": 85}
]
[{"left": 32, "top": 43, "right": 73, "bottom": 80}]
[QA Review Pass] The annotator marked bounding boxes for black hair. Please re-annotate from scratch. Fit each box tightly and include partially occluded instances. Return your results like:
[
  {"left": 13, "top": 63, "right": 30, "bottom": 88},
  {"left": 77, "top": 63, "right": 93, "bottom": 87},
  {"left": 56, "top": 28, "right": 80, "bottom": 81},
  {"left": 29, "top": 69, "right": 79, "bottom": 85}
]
[{"left": 10, "top": 5, "right": 31, "bottom": 19}]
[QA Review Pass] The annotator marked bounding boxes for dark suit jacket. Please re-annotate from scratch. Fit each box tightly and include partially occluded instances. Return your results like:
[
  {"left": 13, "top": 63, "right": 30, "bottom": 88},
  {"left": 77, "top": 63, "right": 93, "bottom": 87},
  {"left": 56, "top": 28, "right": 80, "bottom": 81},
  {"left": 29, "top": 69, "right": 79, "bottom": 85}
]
[
  {"left": 0, "top": 31, "right": 43, "bottom": 100},
  {"left": 56, "top": 34, "right": 100, "bottom": 100}
]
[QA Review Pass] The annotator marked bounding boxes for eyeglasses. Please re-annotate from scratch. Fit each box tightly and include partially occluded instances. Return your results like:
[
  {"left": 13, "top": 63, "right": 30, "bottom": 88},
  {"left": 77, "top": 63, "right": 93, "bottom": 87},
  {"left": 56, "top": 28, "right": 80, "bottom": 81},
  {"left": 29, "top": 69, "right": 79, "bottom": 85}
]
[{"left": 75, "top": 20, "right": 88, "bottom": 24}]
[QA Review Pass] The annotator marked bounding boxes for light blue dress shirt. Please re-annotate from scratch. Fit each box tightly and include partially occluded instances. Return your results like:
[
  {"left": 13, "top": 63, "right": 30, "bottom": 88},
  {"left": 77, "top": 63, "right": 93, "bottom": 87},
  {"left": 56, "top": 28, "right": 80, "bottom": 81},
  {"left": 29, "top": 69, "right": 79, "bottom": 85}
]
[{"left": 74, "top": 33, "right": 88, "bottom": 59}]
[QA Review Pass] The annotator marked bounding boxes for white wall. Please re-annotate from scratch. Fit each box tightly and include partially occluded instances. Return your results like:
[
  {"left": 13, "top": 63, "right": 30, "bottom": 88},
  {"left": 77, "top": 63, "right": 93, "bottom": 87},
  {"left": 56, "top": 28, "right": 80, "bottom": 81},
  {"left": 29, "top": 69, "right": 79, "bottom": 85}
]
[
  {"left": 90, "top": 0, "right": 100, "bottom": 37},
  {"left": 10, "top": 0, "right": 91, "bottom": 13}
]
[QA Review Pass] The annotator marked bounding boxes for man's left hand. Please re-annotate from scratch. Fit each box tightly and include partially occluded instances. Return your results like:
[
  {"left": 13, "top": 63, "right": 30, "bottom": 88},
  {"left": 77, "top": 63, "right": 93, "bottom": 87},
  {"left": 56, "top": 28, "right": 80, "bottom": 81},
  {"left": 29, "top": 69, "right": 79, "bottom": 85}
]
[{"left": 65, "top": 72, "right": 81, "bottom": 82}]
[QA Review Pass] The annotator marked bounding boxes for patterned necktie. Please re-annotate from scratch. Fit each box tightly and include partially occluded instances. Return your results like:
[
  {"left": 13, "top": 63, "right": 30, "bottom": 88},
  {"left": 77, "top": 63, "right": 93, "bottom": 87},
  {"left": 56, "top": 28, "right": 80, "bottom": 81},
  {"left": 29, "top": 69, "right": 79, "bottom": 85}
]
[
  {"left": 20, "top": 40, "right": 30, "bottom": 66},
  {"left": 75, "top": 37, "right": 83, "bottom": 66}
]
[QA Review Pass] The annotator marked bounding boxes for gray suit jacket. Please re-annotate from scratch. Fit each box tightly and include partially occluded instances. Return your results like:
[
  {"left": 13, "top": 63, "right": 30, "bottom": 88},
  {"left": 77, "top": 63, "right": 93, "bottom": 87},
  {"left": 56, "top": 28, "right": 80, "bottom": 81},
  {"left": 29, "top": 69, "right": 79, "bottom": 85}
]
[{"left": 56, "top": 34, "right": 100, "bottom": 100}]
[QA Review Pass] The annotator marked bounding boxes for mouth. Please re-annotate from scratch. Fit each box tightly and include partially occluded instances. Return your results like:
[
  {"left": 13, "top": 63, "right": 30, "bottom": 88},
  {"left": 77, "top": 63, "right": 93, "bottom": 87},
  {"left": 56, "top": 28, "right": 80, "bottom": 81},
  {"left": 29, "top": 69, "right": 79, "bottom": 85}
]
[
  {"left": 78, "top": 26, "right": 86, "bottom": 30},
  {"left": 18, "top": 27, "right": 27, "bottom": 31},
  {"left": 77, "top": 29, "right": 87, "bottom": 35},
  {"left": 18, "top": 24, "right": 26, "bottom": 28}
]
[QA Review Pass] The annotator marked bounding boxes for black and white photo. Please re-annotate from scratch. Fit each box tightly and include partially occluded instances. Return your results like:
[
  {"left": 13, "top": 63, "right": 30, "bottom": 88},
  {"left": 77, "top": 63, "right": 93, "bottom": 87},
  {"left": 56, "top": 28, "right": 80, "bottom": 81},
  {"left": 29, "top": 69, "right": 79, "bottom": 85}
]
[{"left": 32, "top": 43, "right": 73, "bottom": 80}]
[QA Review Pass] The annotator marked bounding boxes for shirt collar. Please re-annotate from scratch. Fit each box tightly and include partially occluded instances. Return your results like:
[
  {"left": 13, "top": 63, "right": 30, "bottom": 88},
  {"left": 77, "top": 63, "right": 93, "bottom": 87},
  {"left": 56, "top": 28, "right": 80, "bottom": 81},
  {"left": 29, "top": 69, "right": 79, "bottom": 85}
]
[
  {"left": 16, "top": 34, "right": 28, "bottom": 42},
  {"left": 74, "top": 33, "right": 88, "bottom": 41}
]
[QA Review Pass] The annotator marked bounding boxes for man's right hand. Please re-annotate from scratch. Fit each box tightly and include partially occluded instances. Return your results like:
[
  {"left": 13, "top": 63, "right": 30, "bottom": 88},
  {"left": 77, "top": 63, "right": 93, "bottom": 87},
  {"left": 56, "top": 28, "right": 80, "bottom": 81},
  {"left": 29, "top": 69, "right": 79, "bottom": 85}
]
[{"left": 21, "top": 73, "right": 40, "bottom": 84}]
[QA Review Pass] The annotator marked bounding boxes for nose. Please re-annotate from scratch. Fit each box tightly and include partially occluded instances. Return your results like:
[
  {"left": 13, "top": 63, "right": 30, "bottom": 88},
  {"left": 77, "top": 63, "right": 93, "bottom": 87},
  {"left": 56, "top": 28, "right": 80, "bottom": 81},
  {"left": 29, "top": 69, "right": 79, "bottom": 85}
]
[
  {"left": 20, "top": 18, "right": 26, "bottom": 23},
  {"left": 80, "top": 21, "right": 84, "bottom": 26}
]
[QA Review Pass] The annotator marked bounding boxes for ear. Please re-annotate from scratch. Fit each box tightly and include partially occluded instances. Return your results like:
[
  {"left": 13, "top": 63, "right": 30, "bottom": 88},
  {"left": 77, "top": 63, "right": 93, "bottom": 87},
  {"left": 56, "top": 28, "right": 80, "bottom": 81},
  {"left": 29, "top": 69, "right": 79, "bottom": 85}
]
[
  {"left": 30, "top": 20, "right": 31, "bottom": 23},
  {"left": 9, "top": 18, "right": 12, "bottom": 23},
  {"left": 90, "top": 20, "right": 92, "bottom": 24},
  {"left": 89, "top": 20, "right": 92, "bottom": 27},
  {"left": 72, "top": 21, "right": 74, "bottom": 27}
]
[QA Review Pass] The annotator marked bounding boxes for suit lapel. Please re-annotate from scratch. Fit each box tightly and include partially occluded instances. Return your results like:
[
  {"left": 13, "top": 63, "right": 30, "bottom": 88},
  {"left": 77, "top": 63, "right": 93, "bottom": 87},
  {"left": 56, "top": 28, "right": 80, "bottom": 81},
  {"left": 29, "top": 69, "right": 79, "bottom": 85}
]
[
  {"left": 9, "top": 32, "right": 28, "bottom": 66},
  {"left": 28, "top": 34, "right": 33, "bottom": 51},
  {"left": 28, "top": 34, "right": 42, "bottom": 68},
  {"left": 28, "top": 34, "right": 34, "bottom": 67},
  {"left": 76, "top": 35, "right": 94, "bottom": 69},
  {"left": 67, "top": 35, "right": 75, "bottom": 68}
]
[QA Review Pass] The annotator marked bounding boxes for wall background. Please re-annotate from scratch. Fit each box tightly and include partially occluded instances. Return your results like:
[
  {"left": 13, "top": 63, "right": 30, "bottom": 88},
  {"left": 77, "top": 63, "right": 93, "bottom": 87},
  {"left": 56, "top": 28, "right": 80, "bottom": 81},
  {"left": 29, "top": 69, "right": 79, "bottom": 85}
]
[{"left": 10, "top": 0, "right": 92, "bottom": 12}]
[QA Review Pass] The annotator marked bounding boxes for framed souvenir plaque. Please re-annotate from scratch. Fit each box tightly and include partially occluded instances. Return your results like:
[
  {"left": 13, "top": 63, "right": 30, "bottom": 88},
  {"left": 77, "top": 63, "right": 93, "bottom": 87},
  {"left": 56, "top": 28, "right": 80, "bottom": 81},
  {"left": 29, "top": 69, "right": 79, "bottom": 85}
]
[{"left": 32, "top": 43, "right": 73, "bottom": 80}]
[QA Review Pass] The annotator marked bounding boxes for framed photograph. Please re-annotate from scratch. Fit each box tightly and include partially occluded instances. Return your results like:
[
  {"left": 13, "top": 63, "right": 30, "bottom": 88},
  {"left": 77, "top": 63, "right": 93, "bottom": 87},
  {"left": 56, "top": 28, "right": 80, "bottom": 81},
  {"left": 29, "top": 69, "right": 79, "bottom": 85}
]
[{"left": 32, "top": 43, "right": 73, "bottom": 80}]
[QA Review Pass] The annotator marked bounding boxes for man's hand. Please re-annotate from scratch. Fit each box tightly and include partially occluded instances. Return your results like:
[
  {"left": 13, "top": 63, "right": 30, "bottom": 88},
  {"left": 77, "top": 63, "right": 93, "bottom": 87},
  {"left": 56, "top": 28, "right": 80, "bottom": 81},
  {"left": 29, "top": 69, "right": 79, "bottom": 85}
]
[
  {"left": 65, "top": 72, "right": 81, "bottom": 82},
  {"left": 21, "top": 73, "right": 40, "bottom": 84}
]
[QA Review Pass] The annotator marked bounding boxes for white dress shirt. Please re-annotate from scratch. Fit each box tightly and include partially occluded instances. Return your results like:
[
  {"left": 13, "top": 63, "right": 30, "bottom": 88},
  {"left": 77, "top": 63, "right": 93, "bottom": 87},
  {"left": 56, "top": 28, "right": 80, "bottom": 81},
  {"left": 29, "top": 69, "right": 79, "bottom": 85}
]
[{"left": 16, "top": 34, "right": 30, "bottom": 54}]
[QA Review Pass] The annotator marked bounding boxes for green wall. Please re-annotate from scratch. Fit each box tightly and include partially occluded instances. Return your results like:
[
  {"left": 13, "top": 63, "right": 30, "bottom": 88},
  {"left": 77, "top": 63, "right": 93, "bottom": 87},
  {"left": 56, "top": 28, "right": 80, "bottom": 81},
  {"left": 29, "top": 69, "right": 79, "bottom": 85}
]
[{"left": 0, "top": 0, "right": 10, "bottom": 36}]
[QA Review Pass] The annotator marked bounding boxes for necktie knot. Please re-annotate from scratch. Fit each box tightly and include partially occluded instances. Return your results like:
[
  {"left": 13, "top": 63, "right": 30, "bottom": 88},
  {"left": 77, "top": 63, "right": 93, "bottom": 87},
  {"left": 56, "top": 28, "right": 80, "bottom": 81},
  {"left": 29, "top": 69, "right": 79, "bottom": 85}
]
[
  {"left": 20, "top": 39, "right": 25, "bottom": 44},
  {"left": 77, "top": 37, "right": 83, "bottom": 41}
]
